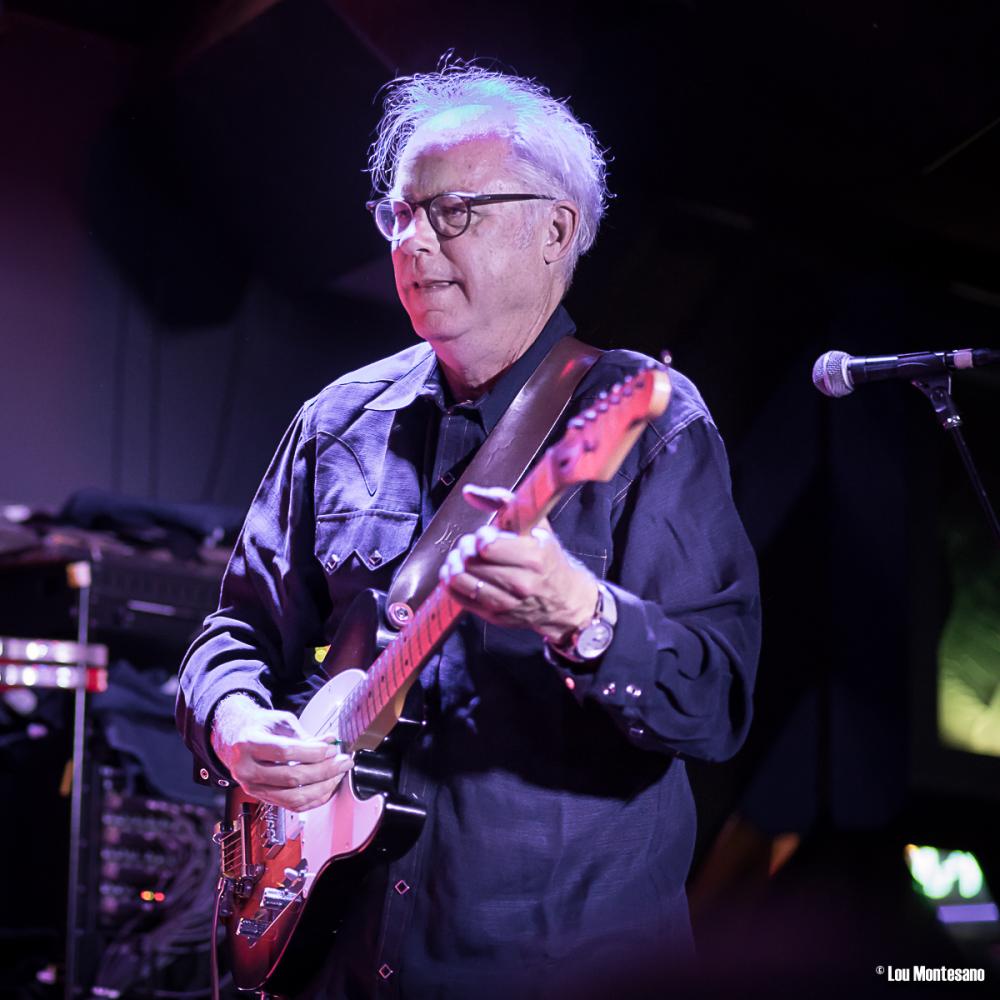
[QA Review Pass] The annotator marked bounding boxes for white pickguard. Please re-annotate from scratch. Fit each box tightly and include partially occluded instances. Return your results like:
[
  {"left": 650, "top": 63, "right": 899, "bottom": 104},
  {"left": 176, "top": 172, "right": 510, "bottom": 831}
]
[{"left": 295, "top": 669, "right": 386, "bottom": 897}]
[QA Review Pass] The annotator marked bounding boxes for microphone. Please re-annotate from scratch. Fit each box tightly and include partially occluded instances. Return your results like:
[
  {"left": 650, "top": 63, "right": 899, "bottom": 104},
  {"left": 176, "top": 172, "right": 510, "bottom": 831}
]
[{"left": 812, "top": 348, "right": 1000, "bottom": 397}]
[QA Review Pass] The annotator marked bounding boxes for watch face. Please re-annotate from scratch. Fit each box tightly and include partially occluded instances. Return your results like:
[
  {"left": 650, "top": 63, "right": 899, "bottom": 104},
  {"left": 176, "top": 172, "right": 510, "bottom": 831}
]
[{"left": 577, "top": 620, "right": 614, "bottom": 659}]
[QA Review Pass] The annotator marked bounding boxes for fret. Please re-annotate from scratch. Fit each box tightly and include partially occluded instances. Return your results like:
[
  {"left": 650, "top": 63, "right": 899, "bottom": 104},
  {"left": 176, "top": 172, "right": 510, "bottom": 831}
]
[
  {"left": 377, "top": 648, "right": 390, "bottom": 696},
  {"left": 421, "top": 603, "right": 435, "bottom": 650},
  {"left": 380, "top": 659, "right": 392, "bottom": 708},
  {"left": 336, "top": 691, "right": 352, "bottom": 741},
  {"left": 316, "top": 369, "right": 668, "bottom": 755},
  {"left": 342, "top": 712, "right": 356, "bottom": 749},
  {"left": 388, "top": 642, "right": 402, "bottom": 690},
  {"left": 411, "top": 616, "right": 427, "bottom": 661}
]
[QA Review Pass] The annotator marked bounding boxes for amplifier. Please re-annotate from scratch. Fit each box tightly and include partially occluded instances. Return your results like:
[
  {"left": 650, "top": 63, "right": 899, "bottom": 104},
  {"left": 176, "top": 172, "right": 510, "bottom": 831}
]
[{"left": 0, "top": 533, "right": 225, "bottom": 663}]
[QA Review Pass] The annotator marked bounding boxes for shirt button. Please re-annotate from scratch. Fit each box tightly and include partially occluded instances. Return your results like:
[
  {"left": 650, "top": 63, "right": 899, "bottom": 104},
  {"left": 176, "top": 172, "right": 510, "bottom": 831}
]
[
  {"left": 379, "top": 963, "right": 394, "bottom": 980},
  {"left": 564, "top": 676, "right": 576, "bottom": 691},
  {"left": 394, "top": 879, "right": 410, "bottom": 895},
  {"left": 625, "top": 683, "right": 642, "bottom": 698}
]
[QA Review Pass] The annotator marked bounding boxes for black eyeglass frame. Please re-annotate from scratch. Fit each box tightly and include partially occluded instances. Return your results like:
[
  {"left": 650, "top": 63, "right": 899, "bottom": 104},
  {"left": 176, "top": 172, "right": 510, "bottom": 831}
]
[{"left": 365, "top": 191, "right": 555, "bottom": 241}]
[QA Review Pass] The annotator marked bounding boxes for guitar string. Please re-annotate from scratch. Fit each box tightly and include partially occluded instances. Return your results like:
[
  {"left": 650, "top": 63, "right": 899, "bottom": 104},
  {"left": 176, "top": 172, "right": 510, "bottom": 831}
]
[{"left": 222, "top": 374, "right": 660, "bottom": 871}]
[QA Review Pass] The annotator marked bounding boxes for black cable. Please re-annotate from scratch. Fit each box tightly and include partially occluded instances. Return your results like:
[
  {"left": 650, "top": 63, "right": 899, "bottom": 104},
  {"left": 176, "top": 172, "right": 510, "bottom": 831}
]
[{"left": 210, "top": 879, "right": 224, "bottom": 1000}]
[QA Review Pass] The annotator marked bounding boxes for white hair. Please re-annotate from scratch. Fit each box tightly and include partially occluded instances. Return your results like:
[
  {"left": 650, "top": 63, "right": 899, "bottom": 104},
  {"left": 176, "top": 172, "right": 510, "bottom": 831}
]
[{"left": 368, "top": 61, "right": 610, "bottom": 273}]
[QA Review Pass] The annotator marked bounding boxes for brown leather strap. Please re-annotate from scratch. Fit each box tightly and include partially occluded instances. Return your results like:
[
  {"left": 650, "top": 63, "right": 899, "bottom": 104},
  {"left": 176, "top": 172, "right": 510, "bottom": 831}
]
[{"left": 385, "top": 337, "right": 602, "bottom": 625}]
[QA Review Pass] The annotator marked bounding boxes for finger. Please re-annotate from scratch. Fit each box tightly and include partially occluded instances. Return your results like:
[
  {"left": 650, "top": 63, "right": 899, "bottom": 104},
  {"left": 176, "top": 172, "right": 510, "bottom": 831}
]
[
  {"left": 458, "top": 532, "right": 478, "bottom": 561},
  {"left": 291, "top": 772, "right": 351, "bottom": 812},
  {"left": 442, "top": 569, "right": 487, "bottom": 604},
  {"left": 462, "top": 484, "right": 514, "bottom": 511},
  {"left": 439, "top": 547, "right": 466, "bottom": 584},
  {"left": 459, "top": 564, "right": 543, "bottom": 603},
  {"left": 465, "top": 532, "right": 546, "bottom": 570},
  {"left": 250, "top": 771, "right": 348, "bottom": 812},
  {"left": 243, "top": 753, "right": 353, "bottom": 790},
  {"left": 244, "top": 736, "right": 342, "bottom": 765}
]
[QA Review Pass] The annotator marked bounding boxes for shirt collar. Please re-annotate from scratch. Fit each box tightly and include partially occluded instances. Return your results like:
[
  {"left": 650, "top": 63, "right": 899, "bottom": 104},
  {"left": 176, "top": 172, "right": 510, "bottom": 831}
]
[{"left": 363, "top": 347, "right": 439, "bottom": 412}]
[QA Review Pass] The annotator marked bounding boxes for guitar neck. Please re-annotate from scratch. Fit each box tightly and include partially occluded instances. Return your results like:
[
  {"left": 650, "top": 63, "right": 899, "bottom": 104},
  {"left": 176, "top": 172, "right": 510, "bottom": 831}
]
[
  {"left": 336, "top": 451, "right": 559, "bottom": 752},
  {"left": 329, "top": 364, "right": 671, "bottom": 752}
]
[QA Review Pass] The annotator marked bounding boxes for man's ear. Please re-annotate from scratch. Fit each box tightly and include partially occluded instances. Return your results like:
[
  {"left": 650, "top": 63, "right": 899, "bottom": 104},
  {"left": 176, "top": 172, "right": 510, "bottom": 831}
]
[{"left": 542, "top": 201, "right": 579, "bottom": 266}]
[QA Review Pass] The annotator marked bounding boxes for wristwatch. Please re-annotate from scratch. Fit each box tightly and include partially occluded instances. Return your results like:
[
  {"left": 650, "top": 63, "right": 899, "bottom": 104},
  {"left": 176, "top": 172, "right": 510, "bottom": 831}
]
[{"left": 550, "top": 581, "right": 618, "bottom": 663}]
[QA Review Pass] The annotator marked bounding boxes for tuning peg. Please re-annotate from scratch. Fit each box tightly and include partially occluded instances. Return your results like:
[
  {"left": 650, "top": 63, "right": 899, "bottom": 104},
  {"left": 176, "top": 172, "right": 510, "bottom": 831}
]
[
  {"left": 583, "top": 408, "right": 597, "bottom": 421},
  {"left": 598, "top": 390, "right": 609, "bottom": 400},
  {"left": 569, "top": 416, "right": 586, "bottom": 429},
  {"left": 623, "top": 374, "right": 634, "bottom": 385},
  {"left": 597, "top": 401, "right": 609, "bottom": 413}
]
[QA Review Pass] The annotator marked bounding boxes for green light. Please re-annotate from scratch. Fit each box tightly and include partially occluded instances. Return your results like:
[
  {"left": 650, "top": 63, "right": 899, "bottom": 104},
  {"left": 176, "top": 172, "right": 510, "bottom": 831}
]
[{"left": 905, "top": 845, "right": 985, "bottom": 900}]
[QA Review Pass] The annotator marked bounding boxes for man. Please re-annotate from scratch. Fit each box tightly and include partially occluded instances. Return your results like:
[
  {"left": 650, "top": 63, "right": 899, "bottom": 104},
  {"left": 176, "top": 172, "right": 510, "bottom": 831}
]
[{"left": 177, "top": 64, "right": 760, "bottom": 998}]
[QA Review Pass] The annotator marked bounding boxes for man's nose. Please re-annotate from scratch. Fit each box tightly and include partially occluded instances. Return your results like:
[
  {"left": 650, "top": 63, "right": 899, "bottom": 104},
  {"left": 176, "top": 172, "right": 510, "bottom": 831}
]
[{"left": 396, "top": 207, "right": 438, "bottom": 255}]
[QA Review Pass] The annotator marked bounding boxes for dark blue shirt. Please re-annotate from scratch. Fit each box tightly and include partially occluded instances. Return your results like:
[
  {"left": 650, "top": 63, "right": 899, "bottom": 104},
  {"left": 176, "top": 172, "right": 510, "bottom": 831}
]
[{"left": 176, "top": 306, "right": 761, "bottom": 998}]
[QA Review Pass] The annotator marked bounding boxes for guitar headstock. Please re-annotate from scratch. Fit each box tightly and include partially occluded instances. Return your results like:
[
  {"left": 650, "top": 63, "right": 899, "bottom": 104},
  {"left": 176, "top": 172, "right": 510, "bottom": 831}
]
[{"left": 549, "top": 362, "right": 672, "bottom": 488}]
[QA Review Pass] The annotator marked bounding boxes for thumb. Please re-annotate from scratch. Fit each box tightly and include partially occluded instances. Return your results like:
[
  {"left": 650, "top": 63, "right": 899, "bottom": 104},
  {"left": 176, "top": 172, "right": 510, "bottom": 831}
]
[{"left": 461, "top": 483, "right": 515, "bottom": 512}]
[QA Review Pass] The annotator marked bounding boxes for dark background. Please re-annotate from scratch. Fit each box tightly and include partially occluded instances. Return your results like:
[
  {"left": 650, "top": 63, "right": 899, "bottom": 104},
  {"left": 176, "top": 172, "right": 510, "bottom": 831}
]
[{"left": 2, "top": 0, "right": 1000, "bottom": 994}]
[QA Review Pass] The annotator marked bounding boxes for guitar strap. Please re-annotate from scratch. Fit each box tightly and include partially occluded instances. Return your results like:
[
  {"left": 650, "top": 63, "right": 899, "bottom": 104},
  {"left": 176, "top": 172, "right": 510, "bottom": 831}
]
[{"left": 384, "top": 335, "right": 603, "bottom": 628}]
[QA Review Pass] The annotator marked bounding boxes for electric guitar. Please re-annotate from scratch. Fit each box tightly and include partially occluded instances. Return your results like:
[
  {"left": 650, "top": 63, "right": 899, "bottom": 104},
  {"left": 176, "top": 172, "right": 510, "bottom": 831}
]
[{"left": 214, "top": 363, "right": 672, "bottom": 995}]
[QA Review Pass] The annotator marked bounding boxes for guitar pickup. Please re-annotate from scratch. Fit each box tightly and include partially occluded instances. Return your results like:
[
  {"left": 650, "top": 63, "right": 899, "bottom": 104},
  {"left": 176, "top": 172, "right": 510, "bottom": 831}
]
[
  {"left": 261, "top": 887, "right": 300, "bottom": 910},
  {"left": 235, "top": 917, "right": 267, "bottom": 943},
  {"left": 261, "top": 804, "right": 286, "bottom": 857}
]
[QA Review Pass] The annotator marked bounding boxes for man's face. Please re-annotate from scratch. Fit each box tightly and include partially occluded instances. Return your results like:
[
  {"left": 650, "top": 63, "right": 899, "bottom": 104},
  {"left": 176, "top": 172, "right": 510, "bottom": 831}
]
[{"left": 391, "top": 132, "right": 553, "bottom": 350}]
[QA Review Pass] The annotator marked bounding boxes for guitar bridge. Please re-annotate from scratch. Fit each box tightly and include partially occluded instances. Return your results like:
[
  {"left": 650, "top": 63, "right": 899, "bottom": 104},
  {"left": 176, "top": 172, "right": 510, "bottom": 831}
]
[{"left": 215, "top": 803, "right": 265, "bottom": 896}]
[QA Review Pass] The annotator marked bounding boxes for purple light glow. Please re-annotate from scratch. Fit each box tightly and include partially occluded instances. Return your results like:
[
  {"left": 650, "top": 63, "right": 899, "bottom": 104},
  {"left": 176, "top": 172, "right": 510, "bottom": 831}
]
[{"left": 936, "top": 903, "right": 999, "bottom": 924}]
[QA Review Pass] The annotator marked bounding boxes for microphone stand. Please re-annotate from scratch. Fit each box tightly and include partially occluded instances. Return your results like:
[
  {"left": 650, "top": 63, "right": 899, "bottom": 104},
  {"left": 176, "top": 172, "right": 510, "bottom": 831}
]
[{"left": 911, "top": 373, "right": 1000, "bottom": 548}]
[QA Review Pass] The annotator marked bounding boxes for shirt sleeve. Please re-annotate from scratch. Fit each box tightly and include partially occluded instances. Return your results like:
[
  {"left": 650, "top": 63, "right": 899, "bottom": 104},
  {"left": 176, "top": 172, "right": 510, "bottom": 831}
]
[
  {"left": 174, "top": 405, "right": 330, "bottom": 781},
  {"left": 547, "top": 414, "right": 761, "bottom": 763}
]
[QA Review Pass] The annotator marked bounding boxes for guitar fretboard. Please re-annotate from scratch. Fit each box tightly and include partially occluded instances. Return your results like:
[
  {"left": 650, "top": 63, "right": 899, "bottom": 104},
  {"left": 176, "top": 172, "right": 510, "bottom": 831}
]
[
  {"left": 324, "top": 365, "right": 668, "bottom": 752},
  {"left": 332, "top": 449, "right": 559, "bottom": 750}
]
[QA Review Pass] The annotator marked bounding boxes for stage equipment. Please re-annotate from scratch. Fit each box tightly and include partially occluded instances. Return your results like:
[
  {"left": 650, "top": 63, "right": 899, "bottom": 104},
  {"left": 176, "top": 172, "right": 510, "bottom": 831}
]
[
  {"left": 812, "top": 347, "right": 1000, "bottom": 398},
  {"left": 812, "top": 346, "right": 1000, "bottom": 547},
  {"left": 0, "top": 519, "right": 226, "bottom": 998}
]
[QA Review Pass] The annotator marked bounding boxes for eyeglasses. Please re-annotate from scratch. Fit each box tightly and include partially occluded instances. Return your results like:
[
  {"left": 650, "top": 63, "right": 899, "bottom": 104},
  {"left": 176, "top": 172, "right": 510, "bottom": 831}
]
[{"left": 366, "top": 191, "right": 554, "bottom": 242}]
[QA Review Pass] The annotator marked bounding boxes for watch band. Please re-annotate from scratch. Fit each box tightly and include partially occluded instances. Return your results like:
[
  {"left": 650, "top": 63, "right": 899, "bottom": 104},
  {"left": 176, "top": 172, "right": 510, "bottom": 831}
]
[{"left": 547, "top": 581, "right": 617, "bottom": 663}]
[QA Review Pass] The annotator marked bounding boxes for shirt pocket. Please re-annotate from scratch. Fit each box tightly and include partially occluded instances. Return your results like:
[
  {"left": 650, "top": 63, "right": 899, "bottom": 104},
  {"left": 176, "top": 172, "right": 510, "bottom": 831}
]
[{"left": 315, "top": 508, "right": 419, "bottom": 582}]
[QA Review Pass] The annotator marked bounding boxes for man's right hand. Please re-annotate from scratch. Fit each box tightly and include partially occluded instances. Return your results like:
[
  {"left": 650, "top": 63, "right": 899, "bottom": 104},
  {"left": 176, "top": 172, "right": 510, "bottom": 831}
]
[{"left": 210, "top": 693, "right": 353, "bottom": 812}]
